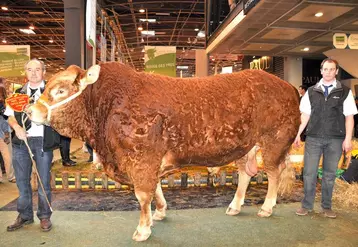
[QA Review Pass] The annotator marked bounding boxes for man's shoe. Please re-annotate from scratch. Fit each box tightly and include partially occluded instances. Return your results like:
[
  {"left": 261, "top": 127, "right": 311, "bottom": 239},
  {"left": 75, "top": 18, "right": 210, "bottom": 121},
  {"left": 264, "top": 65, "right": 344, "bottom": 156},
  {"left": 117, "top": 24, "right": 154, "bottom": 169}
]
[
  {"left": 322, "top": 209, "right": 337, "bottom": 219},
  {"left": 87, "top": 156, "right": 93, "bottom": 163},
  {"left": 295, "top": 207, "right": 312, "bottom": 216},
  {"left": 62, "top": 159, "right": 76, "bottom": 166},
  {"left": 40, "top": 218, "right": 52, "bottom": 232},
  {"left": 7, "top": 215, "right": 34, "bottom": 231}
]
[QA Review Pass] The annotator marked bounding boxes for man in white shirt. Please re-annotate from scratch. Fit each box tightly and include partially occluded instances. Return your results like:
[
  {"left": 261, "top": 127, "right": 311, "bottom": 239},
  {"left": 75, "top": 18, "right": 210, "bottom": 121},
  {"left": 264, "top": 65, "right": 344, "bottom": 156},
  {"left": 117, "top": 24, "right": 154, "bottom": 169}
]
[
  {"left": 6, "top": 59, "right": 60, "bottom": 232},
  {"left": 294, "top": 58, "right": 358, "bottom": 218}
]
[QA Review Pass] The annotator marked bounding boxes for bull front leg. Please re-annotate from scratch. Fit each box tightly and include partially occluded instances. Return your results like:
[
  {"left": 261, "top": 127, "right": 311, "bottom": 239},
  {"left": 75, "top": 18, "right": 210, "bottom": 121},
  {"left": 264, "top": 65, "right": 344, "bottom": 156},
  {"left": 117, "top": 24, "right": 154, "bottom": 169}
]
[
  {"left": 133, "top": 189, "right": 154, "bottom": 241},
  {"left": 131, "top": 161, "right": 160, "bottom": 242},
  {"left": 153, "top": 182, "right": 167, "bottom": 221}
]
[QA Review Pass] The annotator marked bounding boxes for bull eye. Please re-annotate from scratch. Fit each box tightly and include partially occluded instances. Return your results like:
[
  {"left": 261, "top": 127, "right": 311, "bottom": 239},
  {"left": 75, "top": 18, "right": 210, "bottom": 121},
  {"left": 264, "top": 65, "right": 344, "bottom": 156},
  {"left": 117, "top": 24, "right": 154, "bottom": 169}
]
[{"left": 58, "top": 89, "right": 64, "bottom": 94}]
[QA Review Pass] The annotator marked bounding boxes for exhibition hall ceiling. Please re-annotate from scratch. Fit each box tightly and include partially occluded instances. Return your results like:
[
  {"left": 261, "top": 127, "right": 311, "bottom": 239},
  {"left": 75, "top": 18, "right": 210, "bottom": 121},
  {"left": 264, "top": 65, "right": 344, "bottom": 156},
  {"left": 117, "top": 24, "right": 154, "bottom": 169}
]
[
  {"left": 210, "top": 0, "right": 358, "bottom": 58},
  {"left": 0, "top": 0, "right": 206, "bottom": 75},
  {"left": 1, "top": 0, "right": 358, "bottom": 75}
]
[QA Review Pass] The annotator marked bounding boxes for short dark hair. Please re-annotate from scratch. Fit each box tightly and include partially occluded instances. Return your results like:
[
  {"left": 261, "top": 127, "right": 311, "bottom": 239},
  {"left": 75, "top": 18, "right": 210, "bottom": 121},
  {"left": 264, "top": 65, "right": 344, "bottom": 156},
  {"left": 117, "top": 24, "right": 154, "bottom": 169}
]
[
  {"left": 300, "top": 85, "right": 308, "bottom": 91},
  {"left": 320, "top": 58, "right": 339, "bottom": 70}
]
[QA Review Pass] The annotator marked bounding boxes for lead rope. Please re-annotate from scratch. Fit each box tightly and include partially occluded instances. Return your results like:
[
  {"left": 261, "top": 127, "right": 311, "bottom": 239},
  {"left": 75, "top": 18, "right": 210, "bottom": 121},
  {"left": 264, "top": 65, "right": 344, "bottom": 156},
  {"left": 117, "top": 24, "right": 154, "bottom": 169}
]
[{"left": 21, "top": 112, "right": 53, "bottom": 212}]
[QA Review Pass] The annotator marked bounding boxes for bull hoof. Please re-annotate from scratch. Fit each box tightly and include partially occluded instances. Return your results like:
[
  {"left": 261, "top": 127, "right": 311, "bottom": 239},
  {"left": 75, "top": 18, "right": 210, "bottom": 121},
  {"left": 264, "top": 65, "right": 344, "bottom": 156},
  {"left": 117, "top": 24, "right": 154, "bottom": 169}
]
[
  {"left": 257, "top": 208, "right": 272, "bottom": 218},
  {"left": 225, "top": 207, "right": 241, "bottom": 216},
  {"left": 132, "top": 228, "right": 151, "bottom": 242},
  {"left": 153, "top": 209, "right": 166, "bottom": 221}
]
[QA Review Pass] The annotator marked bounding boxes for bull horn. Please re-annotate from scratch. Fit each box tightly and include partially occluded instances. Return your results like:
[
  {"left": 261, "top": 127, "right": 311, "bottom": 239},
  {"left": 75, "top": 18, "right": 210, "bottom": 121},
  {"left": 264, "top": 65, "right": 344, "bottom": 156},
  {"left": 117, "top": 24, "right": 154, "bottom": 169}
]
[{"left": 80, "top": 65, "right": 100, "bottom": 89}]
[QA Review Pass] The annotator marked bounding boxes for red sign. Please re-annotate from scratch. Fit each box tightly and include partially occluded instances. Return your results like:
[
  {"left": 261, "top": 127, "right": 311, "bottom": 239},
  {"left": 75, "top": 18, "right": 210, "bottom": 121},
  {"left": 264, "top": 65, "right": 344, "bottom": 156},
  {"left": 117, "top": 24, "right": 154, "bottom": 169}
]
[{"left": 5, "top": 93, "right": 30, "bottom": 112}]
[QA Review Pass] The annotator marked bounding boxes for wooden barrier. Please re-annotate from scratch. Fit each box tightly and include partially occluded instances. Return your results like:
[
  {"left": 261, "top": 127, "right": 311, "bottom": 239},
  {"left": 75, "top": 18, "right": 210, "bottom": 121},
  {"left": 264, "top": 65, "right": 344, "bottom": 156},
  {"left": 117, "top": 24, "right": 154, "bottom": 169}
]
[{"left": 29, "top": 167, "right": 277, "bottom": 191}]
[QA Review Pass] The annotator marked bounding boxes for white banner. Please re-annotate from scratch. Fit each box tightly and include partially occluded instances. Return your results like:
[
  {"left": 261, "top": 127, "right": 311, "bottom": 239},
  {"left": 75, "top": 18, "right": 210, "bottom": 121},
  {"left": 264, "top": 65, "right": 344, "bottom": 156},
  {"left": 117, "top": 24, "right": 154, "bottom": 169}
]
[
  {"left": 110, "top": 31, "right": 115, "bottom": 61},
  {"left": 100, "top": 34, "right": 107, "bottom": 62},
  {"left": 86, "top": 0, "right": 96, "bottom": 47}
]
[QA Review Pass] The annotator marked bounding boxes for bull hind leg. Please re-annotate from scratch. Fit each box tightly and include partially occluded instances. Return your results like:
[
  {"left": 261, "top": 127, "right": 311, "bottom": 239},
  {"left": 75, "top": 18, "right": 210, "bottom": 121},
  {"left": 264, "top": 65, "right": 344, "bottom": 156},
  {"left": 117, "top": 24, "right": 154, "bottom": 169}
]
[
  {"left": 226, "top": 146, "right": 257, "bottom": 216},
  {"left": 258, "top": 133, "right": 292, "bottom": 217},
  {"left": 153, "top": 182, "right": 167, "bottom": 221}
]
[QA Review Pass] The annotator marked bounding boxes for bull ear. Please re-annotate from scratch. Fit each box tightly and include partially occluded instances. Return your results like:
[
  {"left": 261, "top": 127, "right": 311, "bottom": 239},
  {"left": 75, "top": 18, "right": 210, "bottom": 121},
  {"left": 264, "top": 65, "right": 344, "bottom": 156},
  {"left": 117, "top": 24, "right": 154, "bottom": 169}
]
[{"left": 80, "top": 65, "right": 100, "bottom": 89}]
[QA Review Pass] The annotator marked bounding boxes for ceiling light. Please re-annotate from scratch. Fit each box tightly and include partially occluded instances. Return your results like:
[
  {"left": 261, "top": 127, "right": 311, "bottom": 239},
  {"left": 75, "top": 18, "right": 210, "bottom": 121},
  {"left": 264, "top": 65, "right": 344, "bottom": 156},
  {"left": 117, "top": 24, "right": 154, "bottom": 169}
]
[
  {"left": 28, "top": 11, "right": 44, "bottom": 15},
  {"left": 155, "top": 12, "right": 170, "bottom": 16},
  {"left": 138, "top": 25, "right": 143, "bottom": 31},
  {"left": 139, "top": 8, "right": 145, "bottom": 13},
  {"left": 49, "top": 39, "right": 54, "bottom": 43},
  {"left": 194, "top": 28, "right": 199, "bottom": 31},
  {"left": 2, "top": 39, "right": 7, "bottom": 44},
  {"left": 141, "top": 38, "right": 144, "bottom": 43},
  {"left": 141, "top": 30, "right": 155, "bottom": 36},
  {"left": 303, "top": 47, "right": 310, "bottom": 51},
  {"left": 141, "top": 48, "right": 145, "bottom": 52},
  {"left": 139, "top": 18, "right": 156, "bottom": 23},
  {"left": 29, "top": 25, "right": 35, "bottom": 30},
  {"left": 1, "top": 6, "right": 8, "bottom": 11},
  {"left": 63, "top": 49, "right": 66, "bottom": 52},
  {"left": 315, "top": 12, "right": 323, "bottom": 17},
  {"left": 19, "top": 29, "right": 36, "bottom": 34},
  {"left": 197, "top": 31, "right": 205, "bottom": 38},
  {"left": 177, "top": 66, "right": 188, "bottom": 70}
]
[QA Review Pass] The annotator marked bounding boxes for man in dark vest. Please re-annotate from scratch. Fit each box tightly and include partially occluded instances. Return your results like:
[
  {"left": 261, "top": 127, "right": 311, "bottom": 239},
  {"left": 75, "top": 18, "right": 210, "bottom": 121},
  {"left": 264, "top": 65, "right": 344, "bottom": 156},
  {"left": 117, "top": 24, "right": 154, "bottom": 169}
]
[
  {"left": 294, "top": 58, "right": 357, "bottom": 218},
  {"left": 5, "top": 59, "right": 60, "bottom": 232}
]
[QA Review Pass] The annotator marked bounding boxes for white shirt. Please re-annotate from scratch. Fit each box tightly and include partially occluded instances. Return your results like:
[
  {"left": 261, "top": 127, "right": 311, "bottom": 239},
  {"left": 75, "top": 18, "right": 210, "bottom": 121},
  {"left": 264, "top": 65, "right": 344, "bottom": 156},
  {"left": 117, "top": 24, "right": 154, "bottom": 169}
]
[
  {"left": 300, "top": 79, "right": 358, "bottom": 116},
  {"left": 5, "top": 81, "right": 45, "bottom": 137}
]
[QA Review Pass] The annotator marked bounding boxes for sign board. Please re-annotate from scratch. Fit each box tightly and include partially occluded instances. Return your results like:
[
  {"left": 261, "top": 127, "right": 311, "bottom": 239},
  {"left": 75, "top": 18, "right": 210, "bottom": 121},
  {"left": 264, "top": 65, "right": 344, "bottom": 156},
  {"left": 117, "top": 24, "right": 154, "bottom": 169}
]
[
  {"left": 86, "top": 0, "right": 96, "bottom": 47},
  {"left": 348, "top": 34, "right": 358, "bottom": 49},
  {"left": 144, "top": 46, "right": 176, "bottom": 77},
  {"left": 249, "top": 56, "right": 273, "bottom": 72},
  {"left": 243, "top": 0, "right": 260, "bottom": 14},
  {"left": 5, "top": 93, "right": 29, "bottom": 112},
  {"left": 333, "top": 33, "right": 348, "bottom": 49},
  {"left": 100, "top": 34, "right": 107, "bottom": 62},
  {"left": 0, "top": 45, "right": 30, "bottom": 77}
]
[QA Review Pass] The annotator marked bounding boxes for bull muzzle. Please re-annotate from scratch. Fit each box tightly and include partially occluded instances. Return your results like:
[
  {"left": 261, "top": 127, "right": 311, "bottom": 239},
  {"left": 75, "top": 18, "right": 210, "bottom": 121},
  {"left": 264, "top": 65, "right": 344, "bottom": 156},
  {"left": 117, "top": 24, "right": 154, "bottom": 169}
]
[{"left": 25, "top": 102, "right": 51, "bottom": 126}]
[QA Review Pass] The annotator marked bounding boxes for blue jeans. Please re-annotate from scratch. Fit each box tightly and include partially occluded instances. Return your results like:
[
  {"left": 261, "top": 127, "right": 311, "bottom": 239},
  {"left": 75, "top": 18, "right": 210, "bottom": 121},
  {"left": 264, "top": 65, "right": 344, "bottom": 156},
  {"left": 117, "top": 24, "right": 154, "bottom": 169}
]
[
  {"left": 12, "top": 137, "right": 53, "bottom": 220},
  {"left": 302, "top": 136, "right": 343, "bottom": 210}
]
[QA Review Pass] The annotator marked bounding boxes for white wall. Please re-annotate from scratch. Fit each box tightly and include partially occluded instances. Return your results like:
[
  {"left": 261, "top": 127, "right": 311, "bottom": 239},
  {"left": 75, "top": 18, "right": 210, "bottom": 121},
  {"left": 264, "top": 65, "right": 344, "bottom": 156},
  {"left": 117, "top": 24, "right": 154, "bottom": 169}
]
[
  {"left": 284, "top": 56, "right": 302, "bottom": 89},
  {"left": 341, "top": 79, "right": 358, "bottom": 96}
]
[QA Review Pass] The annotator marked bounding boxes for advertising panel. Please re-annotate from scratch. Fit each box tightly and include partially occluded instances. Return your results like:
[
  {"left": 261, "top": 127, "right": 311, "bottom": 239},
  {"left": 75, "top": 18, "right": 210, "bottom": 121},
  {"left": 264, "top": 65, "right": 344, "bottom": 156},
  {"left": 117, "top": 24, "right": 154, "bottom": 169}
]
[
  {"left": 144, "top": 46, "right": 176, "bottom": 77},
  {"left": 0, "top": 45, "right": 30, "bottom": 77}
]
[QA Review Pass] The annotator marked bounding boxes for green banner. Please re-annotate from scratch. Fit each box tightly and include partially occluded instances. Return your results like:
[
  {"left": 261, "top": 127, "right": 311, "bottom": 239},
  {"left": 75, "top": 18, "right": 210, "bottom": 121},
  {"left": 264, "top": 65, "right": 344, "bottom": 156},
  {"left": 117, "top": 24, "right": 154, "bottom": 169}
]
[
  {"left": 144, "top": 46, "right": 176, "bottom": 77},
  {"left": 0, "top": 45, "right": 30, "bottom": 77}
]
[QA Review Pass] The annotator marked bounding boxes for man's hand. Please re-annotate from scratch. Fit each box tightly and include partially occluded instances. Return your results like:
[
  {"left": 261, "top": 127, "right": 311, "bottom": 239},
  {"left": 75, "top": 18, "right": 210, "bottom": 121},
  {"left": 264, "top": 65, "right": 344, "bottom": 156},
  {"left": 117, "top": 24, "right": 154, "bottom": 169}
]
[
  {"left": 342, "top": 138, "right": 352, "bottom": 155},
  {"left": 13, "top": 126, "right": 27, "bottom": 141},
  {"left": 293, "top": 135, "right": 301, "bottom": 148},
  {"left": 3, "top": 131, "right": 10, "bottom": 144}
]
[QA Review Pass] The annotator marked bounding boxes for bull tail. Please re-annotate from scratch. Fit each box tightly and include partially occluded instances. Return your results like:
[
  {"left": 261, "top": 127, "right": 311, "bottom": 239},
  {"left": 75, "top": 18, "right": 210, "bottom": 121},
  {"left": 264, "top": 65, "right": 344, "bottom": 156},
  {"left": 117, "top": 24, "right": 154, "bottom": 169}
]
[{"left": 277, "top": 154, "right": 296, "bottom": 197}]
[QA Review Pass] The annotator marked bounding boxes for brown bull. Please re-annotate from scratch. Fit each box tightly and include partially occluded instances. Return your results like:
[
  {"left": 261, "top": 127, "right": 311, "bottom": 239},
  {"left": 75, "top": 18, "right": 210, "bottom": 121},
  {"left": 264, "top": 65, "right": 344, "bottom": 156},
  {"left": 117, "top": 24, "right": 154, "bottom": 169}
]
[{"left": 27, "top": 62, "right": 300, "bottom": 241}]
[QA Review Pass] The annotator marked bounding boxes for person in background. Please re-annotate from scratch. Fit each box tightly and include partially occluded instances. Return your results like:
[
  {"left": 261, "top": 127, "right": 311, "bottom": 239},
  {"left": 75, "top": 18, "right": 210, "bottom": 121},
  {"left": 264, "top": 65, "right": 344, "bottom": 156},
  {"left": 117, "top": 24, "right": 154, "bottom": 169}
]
[
  {"left": 299, "top": 84, "right": 308, "bottom": 101},
  {"left": 294, "top": 58, "right": 357, "bottom": 218},
  {"left": 354, "top": 96, "right": 358, "bottom": 138},
  {"left": 0, "top": 113, "right": 13, "bottom": 183},
  {"left": 60, "top": 135, "right": 76, "bottom": 166},
  {"left": 5, "top": 59, "right": 60, "bottom": 232},
  {"left": 0, "top": 86, "right": 15, "bottom": 183}
]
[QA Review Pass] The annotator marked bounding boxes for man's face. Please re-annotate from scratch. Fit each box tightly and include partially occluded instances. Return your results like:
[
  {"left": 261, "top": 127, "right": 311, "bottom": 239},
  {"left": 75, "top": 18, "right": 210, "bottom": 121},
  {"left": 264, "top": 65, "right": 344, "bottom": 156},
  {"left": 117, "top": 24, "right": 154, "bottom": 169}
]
[
  {"left": 25, "top": 61, "right": 45, "bottom": 85},
  {"left": 320, "top": 61, "right": 338, "bottom": 83}
]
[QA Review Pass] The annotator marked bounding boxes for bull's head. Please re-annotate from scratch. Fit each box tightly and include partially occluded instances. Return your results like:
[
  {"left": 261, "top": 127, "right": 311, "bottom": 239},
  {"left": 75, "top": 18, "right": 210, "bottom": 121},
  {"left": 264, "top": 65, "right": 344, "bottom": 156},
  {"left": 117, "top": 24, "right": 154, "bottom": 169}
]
[{"left": 26, "top": 64, "right": 100, "bottom": 125}]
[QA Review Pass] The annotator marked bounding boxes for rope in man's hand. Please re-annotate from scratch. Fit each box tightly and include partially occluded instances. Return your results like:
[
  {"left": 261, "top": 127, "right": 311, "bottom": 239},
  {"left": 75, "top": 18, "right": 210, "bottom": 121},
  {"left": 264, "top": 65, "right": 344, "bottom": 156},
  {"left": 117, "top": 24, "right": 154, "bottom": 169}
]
[{"left": 21, "top": 112, "right": 53, "bottom": 213}]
